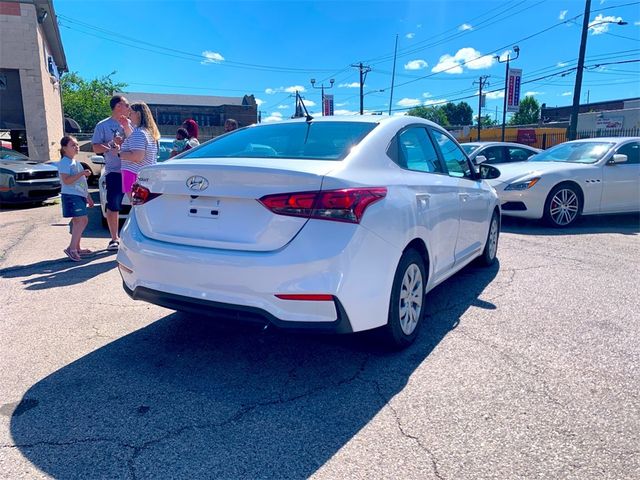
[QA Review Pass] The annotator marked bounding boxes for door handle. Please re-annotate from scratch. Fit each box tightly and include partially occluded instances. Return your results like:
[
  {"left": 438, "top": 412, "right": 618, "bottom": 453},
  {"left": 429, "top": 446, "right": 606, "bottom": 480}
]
[
  {"left": 416, "top": 193, "right": 430, "bottom": 209},
  {"left": 459, "top": 193, "right": 470, "bottom": 201}
]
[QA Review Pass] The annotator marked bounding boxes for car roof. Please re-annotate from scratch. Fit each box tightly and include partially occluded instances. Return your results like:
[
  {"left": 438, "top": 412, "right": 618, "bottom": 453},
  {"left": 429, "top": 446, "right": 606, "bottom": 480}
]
[
  {"left": 566, "top": 137, "right": 640, "bottom": 143},
  {"left": 460, "top": 141, "right": 539, "bottom": 148}
]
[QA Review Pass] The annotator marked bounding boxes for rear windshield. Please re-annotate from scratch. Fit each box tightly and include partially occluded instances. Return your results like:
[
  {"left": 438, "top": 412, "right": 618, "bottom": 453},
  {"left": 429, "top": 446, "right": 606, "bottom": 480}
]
[{"left": 180, "top": 121, "right": 378, "bottom": 161}]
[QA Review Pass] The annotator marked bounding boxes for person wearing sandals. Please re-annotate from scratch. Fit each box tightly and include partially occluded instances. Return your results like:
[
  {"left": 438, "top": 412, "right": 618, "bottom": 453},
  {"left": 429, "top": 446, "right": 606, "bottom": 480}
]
[
  {"left": 58, "top": 136, "right": 95, "bottom": 262},
  {"left": 119, "top": 102, "right": 160, "bottom": 198}
]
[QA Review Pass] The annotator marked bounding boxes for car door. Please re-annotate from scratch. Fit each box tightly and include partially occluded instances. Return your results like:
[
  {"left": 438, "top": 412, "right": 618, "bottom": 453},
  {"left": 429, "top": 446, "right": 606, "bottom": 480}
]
[
  {"left": 601, "top": 141, "right": 640, "bottom": 212},
  {"left": 392, "top": 126, "right": 460, "bottom": 279},
  {"left": 429, "top": 128, "right": 492, "bottom": 265}
]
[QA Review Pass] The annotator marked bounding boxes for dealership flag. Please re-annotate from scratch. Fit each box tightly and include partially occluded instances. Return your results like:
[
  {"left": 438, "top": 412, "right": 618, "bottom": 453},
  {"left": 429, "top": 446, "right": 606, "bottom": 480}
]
[{"left": 506, "top": 68, "right": 522, "bottom": 113}]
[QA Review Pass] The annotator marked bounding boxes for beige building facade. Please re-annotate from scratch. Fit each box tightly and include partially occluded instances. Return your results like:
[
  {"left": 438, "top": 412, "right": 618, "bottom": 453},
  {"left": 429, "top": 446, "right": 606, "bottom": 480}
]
[{"left": 0, "top": 0, "right": 67, "bottom": 161}]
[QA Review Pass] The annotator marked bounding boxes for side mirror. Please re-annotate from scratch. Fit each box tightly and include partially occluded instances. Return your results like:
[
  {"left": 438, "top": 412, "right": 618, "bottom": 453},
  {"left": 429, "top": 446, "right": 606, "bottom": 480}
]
[
  {"left": 609, "top": 154, "right": 628, "bottom": 164},
  {"left": 475, "top": 155, "right": 488, "bottom": 165},
  {"left": 91, "top": 154, "right": 105, "bottom": 165}
]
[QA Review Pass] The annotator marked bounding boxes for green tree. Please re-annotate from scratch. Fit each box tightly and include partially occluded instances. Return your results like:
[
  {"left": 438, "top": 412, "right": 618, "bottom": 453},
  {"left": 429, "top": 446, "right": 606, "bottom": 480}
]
[
  {"left": 61, "top": 72, "right": 127, "bottom": 132},
  {"left": 442, "top": 101, "right": 473, "bottom": 126},
  {"left": 508, "top": 96, "right": 540, "bottom": 126},
  {"left": 406, "top": 105, "right": 449, "bottom": 126}
]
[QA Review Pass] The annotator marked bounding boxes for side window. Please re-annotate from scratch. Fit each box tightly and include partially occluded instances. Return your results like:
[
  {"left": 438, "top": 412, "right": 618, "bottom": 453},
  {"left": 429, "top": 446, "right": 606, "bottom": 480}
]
[
  {"left": 482, "top": 146, "right": 505, "bottom": 164},
  {"left": 508, "top": 147, "right": 535, "bottom": 162},
  {"left": 395, "top": 127, "right": 444, "bottom": 173},
  {"left": 430, "top": 129, "right": 472, "bottom": 178},
  {"left": 616, "top": 142, "right": 640, "bottom": 164}
]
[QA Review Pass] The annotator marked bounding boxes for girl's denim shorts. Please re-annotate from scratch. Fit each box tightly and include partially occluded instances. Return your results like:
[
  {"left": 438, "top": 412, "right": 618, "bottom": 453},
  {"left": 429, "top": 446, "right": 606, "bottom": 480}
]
[{"left": 61, "top": 194, "right": 87, "bottom": 218}]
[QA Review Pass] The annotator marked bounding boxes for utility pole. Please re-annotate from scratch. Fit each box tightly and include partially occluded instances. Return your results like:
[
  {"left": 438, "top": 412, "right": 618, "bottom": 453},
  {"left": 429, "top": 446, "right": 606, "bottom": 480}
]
[
  {"left": 568, "top": 0, "right": 591, "bottom": 140},
  {"left": 473, "top": 75, "right": 490, "bottom": 141},
  {"left": 351, "top": 62, "right": 372, "bottom": 115},
  {"left": 495, "top": 46, "right": 520, "bottom": 142},
  {"left": 389, "top": 34, "right": 398, "bottom": 116},
  {"left": 310, "top": 78, "right": 334, "bottom": 115}
]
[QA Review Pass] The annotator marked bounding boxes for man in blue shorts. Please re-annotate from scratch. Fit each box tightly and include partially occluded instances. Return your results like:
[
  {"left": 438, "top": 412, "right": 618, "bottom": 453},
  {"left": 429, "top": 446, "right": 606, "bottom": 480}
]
[{"left": 92, "top": 95, "right": 130, "bottom": 251}]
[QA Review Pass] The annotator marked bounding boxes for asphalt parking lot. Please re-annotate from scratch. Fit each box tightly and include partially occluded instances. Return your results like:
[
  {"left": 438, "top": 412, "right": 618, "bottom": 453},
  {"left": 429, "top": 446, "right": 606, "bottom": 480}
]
[{"left": 1, "top": 195, "right": 639, "bottom": 479}]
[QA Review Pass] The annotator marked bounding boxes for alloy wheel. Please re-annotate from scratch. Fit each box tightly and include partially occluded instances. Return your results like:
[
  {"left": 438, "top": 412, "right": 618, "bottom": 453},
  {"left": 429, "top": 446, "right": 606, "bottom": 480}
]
[
  {"left": 398, "top": 264, "right": 424, "bottom": 336},
  {"left": 549, "top": 188, "right": 579, "bottom": 226}
]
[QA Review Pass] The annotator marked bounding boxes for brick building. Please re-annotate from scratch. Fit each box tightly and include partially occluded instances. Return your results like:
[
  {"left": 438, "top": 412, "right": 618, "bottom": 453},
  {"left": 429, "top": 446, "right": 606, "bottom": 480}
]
[
  {"left": 121, "top": 92, "right": 258, "bottom": 140},
  {"left": 0, "top": 0, "right": 67, "bottom": 160}
]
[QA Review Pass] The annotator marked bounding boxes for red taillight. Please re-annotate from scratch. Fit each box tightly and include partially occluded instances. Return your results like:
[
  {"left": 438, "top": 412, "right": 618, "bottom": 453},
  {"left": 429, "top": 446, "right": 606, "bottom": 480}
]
[
  {"left": 131, "top": 183, "right": 161, "bottom": 205},
  {"left": 259, "top": 187, "right": 386, "bottom": 223}
]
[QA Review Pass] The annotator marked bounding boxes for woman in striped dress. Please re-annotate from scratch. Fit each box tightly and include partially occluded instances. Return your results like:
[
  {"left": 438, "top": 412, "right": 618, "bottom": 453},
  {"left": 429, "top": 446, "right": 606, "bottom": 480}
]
[{"left": 119, "top": 102, "right": 160, "bottom": 197}]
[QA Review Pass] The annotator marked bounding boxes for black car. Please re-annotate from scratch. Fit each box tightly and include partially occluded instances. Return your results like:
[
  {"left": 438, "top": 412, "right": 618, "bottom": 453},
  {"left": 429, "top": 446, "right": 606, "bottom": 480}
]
[{"left": 0, "top": 147, "right": 61, "bottom": 205}]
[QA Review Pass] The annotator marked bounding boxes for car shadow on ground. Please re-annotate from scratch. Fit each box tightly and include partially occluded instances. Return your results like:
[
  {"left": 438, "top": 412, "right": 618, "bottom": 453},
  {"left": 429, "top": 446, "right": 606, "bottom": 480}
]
[
  {"left": 501, "top": 213, "right": 640, "bottom": 236},
  {"left": 9, "top": 261, "right": 499, "bottom": 478}
]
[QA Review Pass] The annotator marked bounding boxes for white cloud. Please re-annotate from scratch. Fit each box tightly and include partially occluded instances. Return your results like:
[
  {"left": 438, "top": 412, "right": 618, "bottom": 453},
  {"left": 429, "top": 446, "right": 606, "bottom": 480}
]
[
  {"left": 559, "top": 10, "right": 568, "bottom": 20},
  {"left": 201, "top": 51, "right": 225, "bottom": 65},
  {"left": 265, "top": 85, "right": 306, "bottom": 95},
  {"left": 422, "top": 92, "right": 432, "bottom": 98},
  {"left": 303, "top": 99, "right": 316, "bottom": 107},
  {"left": 406, "top": 32, "right": 415, "bottom": 39},
  {"left": 459, "top": 23, "right": 473, "bottom": 31},
  {"left": 485, "top": 91, "right": 504, "bottom": 100},
  {"left": 561, "top": 91, "right": 572, "bottom": 96},
  {"left": 498, "top": 50, "right": 513, "bottom": 62},
  {"left": 255, "top": 98, "right": 265, "bottom": 106},
  {"left": 336, "top": 102, "right": 349, "bottom": 107},
  {"left": 277, "top": 104, "right": 289, "bottom": 109},
  {"left": 334, "top": 109, "right": 359, "bottom": 116},
  {"left": 397, "top": 98, "right": 421, "bottom": 107},
  {"left": 432, "top": 47, "right": 494, "bottom": 74},
  {"left": 404, "top": 59, "right": 428, "bottom": 70},
  {"left": 524, "top": 91, "right": 543, "bottom": 97},
  {"left": 557, "top": 61, "right": 568, "bottom": 67},
  {"left": 262, "top": 112, "right": 283, "bottom": 123},
  {"left": 424, "top": 98, "right": 447, "bottom": 106},
  {"left": 339, "top": 82, "right": 360, "bottom": 88},
  {"left": 634, "top": 21, "right": 640, "bottom": 26},
  {"left": 589, "top": 14, "right": 623, "bottom": 35}
]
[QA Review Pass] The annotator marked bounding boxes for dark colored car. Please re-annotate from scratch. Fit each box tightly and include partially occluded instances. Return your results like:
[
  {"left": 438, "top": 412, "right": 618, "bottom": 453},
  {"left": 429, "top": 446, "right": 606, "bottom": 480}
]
[{"left": 0, "top": 147, "right": 61, "bottom": 205}]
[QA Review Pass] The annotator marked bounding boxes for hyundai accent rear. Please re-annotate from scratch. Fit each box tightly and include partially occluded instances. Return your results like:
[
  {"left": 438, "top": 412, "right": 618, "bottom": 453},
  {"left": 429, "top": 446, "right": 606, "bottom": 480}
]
[{"left": 117, "top": 116, "right": 500, "bottom": 348}]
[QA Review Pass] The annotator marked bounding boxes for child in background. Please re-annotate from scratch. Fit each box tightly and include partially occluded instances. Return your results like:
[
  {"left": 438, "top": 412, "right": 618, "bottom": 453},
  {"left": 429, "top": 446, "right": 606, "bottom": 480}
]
[
  {"left": 170, "top": 127, "right": 189, "bottom": 158},
  {"left": 58, "top": 136, "right": 95, "bottom": 261}
]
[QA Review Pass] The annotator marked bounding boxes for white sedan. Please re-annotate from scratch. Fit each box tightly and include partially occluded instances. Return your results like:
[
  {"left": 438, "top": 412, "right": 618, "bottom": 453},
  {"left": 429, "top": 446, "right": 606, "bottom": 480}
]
[
  {"left": 486, "top": 137, "right": 640, "bottom": 227},
  {"left": 116, "top": 116, "right": 500, "bottom": 348},
  {"left": 461, "top": 141, "right": 541, "bottom": 164}
]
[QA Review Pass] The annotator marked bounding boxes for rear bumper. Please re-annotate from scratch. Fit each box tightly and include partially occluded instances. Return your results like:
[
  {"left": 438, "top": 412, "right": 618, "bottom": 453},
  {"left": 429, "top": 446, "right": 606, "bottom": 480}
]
[
  {"left": 123, "top": 283, "right": 353, "bottom": 333},
  {"left": 117, "top": 209, "right": 400, "bottom": 333}
]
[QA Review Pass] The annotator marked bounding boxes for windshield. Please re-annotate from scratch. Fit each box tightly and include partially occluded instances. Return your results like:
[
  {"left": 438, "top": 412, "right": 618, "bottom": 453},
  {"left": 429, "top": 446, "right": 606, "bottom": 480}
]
[
  {"left": 530, "top": 142, "right": 614, "bottom": 164},
  {"left": 0, "top": 147, "right": 29, "bottom": 161},
  {"left": 180, "top": 121, "right": 378, "bottom": 161},
  {"left": 461, "top": 144, "right": 480, "bottom": 154}
]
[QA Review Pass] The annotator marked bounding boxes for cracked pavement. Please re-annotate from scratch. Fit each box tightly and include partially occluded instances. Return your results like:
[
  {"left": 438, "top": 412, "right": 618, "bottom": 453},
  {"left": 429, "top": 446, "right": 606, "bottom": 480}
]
[{"left": 1, "top": 200, "right": 639, "bottom": 479}]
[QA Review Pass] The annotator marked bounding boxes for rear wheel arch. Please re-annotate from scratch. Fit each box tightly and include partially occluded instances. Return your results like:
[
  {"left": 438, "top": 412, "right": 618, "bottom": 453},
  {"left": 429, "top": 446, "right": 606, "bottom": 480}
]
[{"left": 404, "top": 238, "right": 430, "bottom": 282}]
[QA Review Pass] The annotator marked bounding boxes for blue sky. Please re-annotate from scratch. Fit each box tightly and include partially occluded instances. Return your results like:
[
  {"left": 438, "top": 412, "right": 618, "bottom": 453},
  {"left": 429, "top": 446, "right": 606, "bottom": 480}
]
[{"left": 54, "top": 0, "right": 640, "bottom": 122}]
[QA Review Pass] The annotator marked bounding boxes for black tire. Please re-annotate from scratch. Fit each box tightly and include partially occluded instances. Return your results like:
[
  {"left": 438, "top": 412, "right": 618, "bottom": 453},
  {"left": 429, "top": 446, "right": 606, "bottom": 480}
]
[
  {"left": 382, "top": 249, "right": 426, "bottom": 349},
  {"left": 478, "top": 210, "right": 499, "bottom": 266},
  {"left": 543, "top": 183, "right": 582, "bottom": 227}
]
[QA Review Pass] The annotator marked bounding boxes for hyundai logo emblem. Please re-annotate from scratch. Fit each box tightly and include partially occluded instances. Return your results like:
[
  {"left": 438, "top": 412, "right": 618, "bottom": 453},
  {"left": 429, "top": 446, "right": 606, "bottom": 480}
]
[{"left": 186, "top": 175, "right": 209, "bottom": 191}]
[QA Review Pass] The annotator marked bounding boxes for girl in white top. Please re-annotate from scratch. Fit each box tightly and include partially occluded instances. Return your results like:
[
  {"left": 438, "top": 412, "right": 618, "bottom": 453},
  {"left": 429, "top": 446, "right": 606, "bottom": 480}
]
[
  {"left": 58, "top": 135, "right": 95, "bottom": 261},
  {"left": 119, "top": 102, "right": 160, "bottom": 196}
]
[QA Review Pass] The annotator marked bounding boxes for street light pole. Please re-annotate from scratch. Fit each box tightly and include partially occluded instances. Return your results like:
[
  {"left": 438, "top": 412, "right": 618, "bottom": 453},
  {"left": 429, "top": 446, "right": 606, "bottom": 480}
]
[
  {"left": 310, "top": 78, "right": 334, "bottom": 115},
  {"left": 495, "top": 46, "right": 520, "bottom": 142}
]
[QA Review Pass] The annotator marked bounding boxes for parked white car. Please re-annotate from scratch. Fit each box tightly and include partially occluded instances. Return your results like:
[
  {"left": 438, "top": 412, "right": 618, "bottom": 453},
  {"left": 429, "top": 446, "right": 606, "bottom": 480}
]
[
  {"left": 486, "top": 137, "right": 640, "bottom": 227},
  {"left": 116, "top": 116, "right": 500, "bottom": 348},
  {"left": 95, "top": 137, "right": 175, "bottom": 226},
  {"left": 461, "top": 141, "right": 541, "bottom": 164}
]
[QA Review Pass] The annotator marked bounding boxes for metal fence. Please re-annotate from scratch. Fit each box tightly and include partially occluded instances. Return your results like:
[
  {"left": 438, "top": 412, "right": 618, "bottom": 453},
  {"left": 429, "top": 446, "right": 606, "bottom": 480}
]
[{"left": 455, "top": 127, "right": 640, "bottom": 149}]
